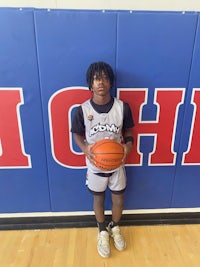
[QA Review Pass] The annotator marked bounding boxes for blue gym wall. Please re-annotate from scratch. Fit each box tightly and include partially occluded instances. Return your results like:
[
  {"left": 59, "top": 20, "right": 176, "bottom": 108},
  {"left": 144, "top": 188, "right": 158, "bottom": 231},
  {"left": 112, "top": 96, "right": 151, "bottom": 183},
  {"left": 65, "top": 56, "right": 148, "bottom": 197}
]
[{"left": 0, "top": 8, "right": 200, "bottom": 213}]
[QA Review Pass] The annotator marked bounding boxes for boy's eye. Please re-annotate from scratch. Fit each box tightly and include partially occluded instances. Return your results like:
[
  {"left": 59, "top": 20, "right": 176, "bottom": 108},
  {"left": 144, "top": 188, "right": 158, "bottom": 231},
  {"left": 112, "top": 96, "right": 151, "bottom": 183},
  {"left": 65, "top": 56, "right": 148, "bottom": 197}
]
[{"left": 102, "top": 75, "right": 109, "bottom": 80}]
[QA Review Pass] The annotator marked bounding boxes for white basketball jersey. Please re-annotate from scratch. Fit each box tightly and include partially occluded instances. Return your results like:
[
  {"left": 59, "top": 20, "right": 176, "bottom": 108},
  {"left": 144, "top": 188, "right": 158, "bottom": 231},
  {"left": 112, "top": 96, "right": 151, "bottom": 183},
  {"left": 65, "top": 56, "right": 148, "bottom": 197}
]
[{"left": 81, "top": 98, "right": 124, "bottom": 172}]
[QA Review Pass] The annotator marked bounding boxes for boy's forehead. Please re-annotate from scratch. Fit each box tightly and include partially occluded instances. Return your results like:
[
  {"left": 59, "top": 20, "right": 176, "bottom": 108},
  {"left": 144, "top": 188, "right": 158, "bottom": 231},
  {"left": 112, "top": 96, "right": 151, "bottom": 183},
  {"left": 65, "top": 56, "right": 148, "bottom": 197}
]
[{"left": 94, "top": 70, "right": 106, "bottom": 77}]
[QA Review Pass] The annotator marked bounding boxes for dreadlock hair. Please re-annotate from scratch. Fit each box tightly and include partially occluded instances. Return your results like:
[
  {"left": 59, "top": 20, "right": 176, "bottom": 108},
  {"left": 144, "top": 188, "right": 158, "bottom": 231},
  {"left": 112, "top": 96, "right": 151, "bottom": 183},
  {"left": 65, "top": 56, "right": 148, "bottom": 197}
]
[{"left": 86, "top": 61, "right": 115, "bottom": 90}]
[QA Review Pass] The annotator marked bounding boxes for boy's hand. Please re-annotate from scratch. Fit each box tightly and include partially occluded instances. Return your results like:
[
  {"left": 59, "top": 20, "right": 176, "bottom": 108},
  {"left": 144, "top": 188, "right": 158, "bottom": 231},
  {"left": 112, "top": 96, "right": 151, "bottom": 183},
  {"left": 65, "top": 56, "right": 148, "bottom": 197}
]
[
  {"left": 122, "top": 142, "right": 133, "bottom": 163},
  {"left": 84, "top": 143, "right": 96, "bottom": 165}
]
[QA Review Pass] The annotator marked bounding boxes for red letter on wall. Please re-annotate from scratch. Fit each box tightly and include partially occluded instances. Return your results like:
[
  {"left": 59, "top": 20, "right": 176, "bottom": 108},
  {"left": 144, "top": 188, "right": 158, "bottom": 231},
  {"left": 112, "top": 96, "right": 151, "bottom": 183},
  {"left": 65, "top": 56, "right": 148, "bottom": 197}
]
[
  {"left": 49, "top": 87, "right": 91, "bottom": 167},
  {"left": 183, "top": 89, "right": 200, "bottom": 165},
  {"left": 0, "top": 88, "right": 31, "bottom": 168},
  {"left": 119, "top": 88, "right": 184, "bottom": 166}
]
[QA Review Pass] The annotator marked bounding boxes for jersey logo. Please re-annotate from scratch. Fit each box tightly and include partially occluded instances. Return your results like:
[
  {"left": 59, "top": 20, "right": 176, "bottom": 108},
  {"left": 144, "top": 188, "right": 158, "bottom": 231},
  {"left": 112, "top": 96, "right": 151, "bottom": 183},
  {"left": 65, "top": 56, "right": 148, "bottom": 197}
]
[
  {"left": 89, "top": 123, "right": 120, "bottom": 136},
  {"left": 87, "top": 114, "right": 93, "bottom": 121}
]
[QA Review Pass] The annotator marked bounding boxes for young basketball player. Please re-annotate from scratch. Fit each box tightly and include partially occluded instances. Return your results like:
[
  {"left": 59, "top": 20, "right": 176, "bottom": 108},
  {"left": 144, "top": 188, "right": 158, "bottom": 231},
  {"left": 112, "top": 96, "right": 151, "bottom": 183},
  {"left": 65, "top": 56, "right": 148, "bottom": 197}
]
[{"left": 71, "top": 61, "right": 134, "bottom": 258}]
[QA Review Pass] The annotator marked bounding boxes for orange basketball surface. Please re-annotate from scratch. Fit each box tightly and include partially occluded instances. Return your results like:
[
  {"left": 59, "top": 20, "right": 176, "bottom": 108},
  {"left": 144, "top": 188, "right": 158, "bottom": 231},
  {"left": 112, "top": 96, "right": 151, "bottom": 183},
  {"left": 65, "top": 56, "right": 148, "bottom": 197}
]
[{"left": 91, "top": 139, "right": 124, "bottom": 171}]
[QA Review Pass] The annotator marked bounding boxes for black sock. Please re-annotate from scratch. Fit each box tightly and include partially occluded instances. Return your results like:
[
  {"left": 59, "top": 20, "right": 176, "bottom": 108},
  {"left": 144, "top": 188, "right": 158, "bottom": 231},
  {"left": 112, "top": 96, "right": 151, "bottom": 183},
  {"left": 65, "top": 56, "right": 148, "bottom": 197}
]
[
  {"left": 109, "top": 221, "right": 119, "bottom": 228},
  {"left": 97, "top": 221, "right": 107, "bottom": 232}
]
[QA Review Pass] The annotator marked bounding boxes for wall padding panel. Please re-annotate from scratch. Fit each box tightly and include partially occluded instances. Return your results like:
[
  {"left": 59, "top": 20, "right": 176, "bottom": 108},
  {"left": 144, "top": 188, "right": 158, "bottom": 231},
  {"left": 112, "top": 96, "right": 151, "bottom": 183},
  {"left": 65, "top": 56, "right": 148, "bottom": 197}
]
[{"left": 0, "top": 8, "right": 50, "bottom": 212}]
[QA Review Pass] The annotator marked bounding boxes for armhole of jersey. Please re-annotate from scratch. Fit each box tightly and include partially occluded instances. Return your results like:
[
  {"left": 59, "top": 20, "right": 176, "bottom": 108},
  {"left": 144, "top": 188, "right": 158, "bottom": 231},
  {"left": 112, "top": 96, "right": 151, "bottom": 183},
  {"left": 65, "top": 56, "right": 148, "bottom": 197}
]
[{"left": 81, "top": 100, "right": 90, "bottom": 125}]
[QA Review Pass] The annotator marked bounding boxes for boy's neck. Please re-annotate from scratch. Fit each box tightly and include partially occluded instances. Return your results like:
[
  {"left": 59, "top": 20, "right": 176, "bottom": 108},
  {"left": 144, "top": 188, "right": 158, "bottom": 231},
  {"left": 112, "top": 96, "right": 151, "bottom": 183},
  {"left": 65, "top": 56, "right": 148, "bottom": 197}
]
[{"left": 92, "top": 95, "right": 111, "bottom": 105}]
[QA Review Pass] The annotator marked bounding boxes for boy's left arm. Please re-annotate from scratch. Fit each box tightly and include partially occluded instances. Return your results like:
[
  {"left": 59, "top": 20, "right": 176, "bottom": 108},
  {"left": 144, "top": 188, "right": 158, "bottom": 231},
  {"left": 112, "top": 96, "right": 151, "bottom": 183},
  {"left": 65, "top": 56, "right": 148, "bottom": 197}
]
[{"left": 123, "top": 128, "right": 134, "bottom": 162}]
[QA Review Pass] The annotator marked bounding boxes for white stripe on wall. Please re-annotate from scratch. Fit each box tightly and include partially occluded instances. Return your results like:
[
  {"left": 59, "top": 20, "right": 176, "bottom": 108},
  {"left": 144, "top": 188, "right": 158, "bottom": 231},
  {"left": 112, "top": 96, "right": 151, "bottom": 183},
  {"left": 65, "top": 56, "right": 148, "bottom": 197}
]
[{"left": 0, "top": 207, "right": 199, "bottom": 218}]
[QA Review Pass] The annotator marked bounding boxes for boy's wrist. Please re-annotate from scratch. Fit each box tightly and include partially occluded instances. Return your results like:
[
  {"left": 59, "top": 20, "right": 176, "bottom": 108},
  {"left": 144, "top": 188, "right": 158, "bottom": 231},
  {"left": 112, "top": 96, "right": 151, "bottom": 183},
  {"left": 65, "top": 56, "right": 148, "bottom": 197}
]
[{"left": 124, "top": 136, "right": 133, "bottom": 144}]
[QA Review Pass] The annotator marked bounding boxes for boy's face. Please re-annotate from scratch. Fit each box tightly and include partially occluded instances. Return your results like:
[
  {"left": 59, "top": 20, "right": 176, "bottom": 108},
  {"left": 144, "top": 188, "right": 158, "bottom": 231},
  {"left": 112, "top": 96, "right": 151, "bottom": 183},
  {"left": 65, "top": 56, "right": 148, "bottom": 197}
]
[{"left": 91, "top": 71, "right": 111, "bottom": 97}]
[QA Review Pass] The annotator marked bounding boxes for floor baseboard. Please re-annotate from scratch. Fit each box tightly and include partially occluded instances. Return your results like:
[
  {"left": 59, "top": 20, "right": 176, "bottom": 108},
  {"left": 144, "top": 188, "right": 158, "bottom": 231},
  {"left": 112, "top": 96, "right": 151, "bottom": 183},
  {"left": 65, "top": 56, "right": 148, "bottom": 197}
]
[{"left": 0, "top": 212, "right": 200, "bottom": 230}]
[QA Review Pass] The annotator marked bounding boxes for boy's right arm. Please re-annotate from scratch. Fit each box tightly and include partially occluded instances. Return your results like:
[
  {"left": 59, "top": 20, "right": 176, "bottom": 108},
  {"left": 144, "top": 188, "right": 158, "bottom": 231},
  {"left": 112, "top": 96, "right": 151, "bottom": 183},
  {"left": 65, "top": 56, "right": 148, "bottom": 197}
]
[{"left": 73, "top": 133, "right": 95, "bottom": 164}]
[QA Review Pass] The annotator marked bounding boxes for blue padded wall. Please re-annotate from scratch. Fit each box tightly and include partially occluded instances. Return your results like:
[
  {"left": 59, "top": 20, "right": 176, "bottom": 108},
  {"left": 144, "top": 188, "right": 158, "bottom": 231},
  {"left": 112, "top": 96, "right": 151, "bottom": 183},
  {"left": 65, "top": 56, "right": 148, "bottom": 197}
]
[{"left": 0, "top": 9, "right": 200, "bottom": 213}]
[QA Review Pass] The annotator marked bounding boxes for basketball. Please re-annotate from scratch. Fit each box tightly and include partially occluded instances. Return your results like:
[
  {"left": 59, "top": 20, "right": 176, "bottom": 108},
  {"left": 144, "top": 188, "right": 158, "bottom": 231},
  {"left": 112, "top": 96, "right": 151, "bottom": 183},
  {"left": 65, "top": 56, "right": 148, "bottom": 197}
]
[{"left": 91, "top": 139, "right": 124, "bottom": 172}]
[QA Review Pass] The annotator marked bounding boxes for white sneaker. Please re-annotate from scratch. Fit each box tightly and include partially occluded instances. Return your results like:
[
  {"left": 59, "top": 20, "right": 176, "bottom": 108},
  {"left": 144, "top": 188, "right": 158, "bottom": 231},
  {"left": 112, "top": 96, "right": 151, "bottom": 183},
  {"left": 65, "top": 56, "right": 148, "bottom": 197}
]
[
  {"left": 97, "top": 231, "right": 110, "bottom": 258},
  {"left": 108, "top": 225, "right": 126, "bottom": 251}
]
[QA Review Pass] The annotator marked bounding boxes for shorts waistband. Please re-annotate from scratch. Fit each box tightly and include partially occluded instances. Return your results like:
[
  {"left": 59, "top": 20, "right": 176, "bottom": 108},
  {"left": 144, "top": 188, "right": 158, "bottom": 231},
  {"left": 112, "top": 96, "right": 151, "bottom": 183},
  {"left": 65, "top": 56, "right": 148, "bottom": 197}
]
[{"left": 95, "top": 172, "right": 114, "bottom": 177}]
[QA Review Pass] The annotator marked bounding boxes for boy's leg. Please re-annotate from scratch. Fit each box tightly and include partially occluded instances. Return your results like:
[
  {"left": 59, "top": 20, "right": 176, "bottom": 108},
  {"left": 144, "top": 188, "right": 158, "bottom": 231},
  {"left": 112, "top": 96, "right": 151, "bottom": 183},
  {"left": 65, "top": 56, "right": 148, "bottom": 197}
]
[
  {"left": 86, "top": 170, "right": 111, "bottom": 257},
  {"left": 108, "top": 192, "right": 126, "bottom": 251},
  {"left": 93, "top": 193, "right": 110, "bottom": 258},
  {"left": 111, "top": 192, "right": 124, "bottom": 223},
  {"left": 93, "top": 193, "right": 106, "bottom": 226}
]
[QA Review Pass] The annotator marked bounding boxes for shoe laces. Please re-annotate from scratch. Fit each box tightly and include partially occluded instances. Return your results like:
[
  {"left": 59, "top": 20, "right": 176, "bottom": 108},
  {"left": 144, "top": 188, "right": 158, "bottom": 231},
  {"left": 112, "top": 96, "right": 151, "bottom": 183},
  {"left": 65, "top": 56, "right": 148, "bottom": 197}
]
[{"left": 111, "top": 226, "right": 123, "bottom": 241}]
